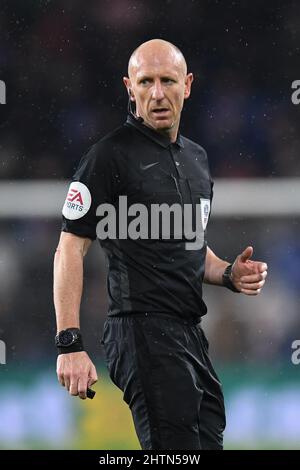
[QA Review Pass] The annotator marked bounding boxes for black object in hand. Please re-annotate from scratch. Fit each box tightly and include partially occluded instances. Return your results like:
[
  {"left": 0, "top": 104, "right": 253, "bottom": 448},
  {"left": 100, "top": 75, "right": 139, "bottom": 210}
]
[{"left": 86, "top": 387, "right": 96, "bottom": 399}]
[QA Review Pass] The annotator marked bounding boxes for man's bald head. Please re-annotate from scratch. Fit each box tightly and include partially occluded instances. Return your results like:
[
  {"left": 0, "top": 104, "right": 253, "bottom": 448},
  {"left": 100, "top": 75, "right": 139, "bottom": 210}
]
[
  {"left": 123, "top": 39, "right": 193, "bottom": 142},
  {"left": 128, "top": 39, "right": 187, "bottom": 79}
]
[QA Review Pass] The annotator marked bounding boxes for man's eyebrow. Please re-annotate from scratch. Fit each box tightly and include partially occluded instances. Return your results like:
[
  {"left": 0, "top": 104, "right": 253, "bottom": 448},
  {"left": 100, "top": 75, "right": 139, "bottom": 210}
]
[
  {"left": 161, "top": 76, "right": 177, "bottom": 81},
  {"left": 137, "top": 75, "right": 152, "bottom": 82},
  {"left": 136, "top": 74, "right": 178, "bottom": 83}
]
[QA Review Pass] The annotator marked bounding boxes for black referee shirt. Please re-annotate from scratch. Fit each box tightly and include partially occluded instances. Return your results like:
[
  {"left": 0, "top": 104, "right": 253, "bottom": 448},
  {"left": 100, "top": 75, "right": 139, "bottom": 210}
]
[{"left": 62, "top": 113, "right": 214, "bottom": 322}]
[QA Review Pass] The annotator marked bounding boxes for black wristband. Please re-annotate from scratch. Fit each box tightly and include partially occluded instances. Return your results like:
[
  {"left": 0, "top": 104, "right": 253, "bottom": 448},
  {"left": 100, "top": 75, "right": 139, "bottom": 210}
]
[
  {"left": 55, "top": 328, "right": 85, "bottom": 355},
  {"left": 222, "top": 264, "right": 240, "bottom": 293},
  {"left": 57, "top": 341, "right": 85, "bottom": 355}
]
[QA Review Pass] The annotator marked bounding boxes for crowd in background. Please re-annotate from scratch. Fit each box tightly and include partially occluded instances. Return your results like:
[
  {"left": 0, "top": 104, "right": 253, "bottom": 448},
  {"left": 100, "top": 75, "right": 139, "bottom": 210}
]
[
  {"left": 0, "top": 0, "right": 299, "bottom": 366},
  {"left": 1, "top": 0, "right": 299, "bottom": 179}
]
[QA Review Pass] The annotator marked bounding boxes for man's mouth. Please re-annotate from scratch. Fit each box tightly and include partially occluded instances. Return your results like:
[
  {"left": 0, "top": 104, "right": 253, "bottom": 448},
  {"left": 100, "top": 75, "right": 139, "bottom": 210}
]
[{"left": 151, "top": 108, "right": 170, "bottom": 118}]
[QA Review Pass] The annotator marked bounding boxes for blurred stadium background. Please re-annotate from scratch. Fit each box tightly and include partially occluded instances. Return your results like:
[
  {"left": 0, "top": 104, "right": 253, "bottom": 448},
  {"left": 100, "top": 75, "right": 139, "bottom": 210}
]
[{"left": 0, "top": 0, "right": 300, "bottom": 450}]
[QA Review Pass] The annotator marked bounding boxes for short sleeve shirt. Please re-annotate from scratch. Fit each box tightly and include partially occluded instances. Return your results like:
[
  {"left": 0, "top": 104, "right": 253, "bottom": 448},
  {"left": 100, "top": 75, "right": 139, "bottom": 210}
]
[{"left": 62, "top": 114, "right": 214, "bottom": 322}]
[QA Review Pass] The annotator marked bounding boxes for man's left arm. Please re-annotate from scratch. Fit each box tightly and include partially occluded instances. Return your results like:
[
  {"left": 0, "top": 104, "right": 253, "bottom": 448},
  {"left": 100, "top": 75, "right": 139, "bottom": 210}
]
[{"left": 204, "top": 246, "right": 268, "bottom": 295}]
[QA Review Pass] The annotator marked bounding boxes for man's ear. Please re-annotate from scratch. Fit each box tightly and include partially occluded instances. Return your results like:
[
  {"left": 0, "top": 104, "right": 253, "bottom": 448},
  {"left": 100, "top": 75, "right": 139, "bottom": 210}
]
[
  {"left": 184, "top": 73, "right": 194, "bottom": 99},
  {"left": 123, "top": 77, "right": 135, "bottom": 101}
]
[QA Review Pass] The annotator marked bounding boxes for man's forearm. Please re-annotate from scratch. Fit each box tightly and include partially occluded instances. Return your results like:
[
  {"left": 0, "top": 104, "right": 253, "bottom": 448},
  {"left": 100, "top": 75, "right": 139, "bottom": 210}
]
[
  {"left": 53, "top": 243, "right": 84, "bottom": 332},
  {"left": 203, "top": 246, "right": 230, "bottom": 285}
]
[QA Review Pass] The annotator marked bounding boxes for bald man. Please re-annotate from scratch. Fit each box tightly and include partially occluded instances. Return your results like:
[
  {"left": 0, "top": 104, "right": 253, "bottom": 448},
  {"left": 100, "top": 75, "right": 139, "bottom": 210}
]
[{"left": 54, "top": 39, "right": 268, "bottom": 450}]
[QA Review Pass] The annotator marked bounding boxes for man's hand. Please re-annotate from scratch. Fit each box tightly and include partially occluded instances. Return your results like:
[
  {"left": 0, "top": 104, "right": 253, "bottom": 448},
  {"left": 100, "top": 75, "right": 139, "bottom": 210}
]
[
  {"left": 56, "top": 351, "right": 98, "bottom": 400},
  {"left": 231, "top": 246, "right": 268, "bottom": 295}
]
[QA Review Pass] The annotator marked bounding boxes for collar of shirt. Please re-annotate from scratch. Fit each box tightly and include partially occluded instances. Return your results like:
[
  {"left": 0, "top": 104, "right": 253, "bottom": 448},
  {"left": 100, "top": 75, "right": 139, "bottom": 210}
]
[{"left": 125, "top": 113, "right": 184, "bottom": 149}]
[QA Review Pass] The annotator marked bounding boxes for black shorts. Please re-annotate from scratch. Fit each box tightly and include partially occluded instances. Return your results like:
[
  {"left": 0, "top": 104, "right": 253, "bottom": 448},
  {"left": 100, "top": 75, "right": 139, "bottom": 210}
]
[{"left": 100, "top": 313, "right": 226, "bottom": 450}]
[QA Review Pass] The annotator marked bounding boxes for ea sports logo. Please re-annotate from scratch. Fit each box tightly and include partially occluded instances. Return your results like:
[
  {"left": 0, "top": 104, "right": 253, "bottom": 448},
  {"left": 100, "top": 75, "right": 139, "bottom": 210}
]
[
  {"left": 67, "top": 188, "right": 84, "bottom": 205},
  {"left": 62, "top": 182, "right": 91, "bottom": 220}
]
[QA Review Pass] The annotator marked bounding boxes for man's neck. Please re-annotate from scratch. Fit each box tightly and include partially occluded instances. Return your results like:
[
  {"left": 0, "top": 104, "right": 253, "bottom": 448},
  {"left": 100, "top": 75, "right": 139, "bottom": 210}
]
[{"left": 140, "top": 118, "right": 179, "bottom": 143}]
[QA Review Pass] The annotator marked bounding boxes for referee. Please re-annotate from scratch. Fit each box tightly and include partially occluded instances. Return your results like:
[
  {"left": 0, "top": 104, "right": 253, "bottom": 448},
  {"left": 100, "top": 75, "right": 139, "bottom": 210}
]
[{"left": 54, "top": 39, "right": 268, "bottom": 450}]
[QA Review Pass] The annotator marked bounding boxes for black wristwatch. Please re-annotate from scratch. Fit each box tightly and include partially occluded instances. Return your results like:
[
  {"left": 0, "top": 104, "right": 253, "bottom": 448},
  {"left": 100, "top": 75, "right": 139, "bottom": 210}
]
[
  {"left": 222, "top": 264, "right": 240, "bottom": 293},
  {"left": 55, "top": 328, "right": 84, "bottom": 354}
]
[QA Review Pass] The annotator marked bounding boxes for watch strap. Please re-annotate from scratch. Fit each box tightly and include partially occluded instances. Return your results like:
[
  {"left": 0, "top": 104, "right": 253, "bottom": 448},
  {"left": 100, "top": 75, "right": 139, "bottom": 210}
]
[
  {"left": 222, "top": 264, "right": 240, "bottom": 293},
  {"left": 57, "top": 342, "right": 85, "bottom": 355}
]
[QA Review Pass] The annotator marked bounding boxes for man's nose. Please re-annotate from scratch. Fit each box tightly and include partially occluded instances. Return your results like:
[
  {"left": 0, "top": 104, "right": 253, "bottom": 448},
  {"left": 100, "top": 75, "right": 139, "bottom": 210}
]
[{"left": 152, "top": 81, "right": 164, "bottom": 100}]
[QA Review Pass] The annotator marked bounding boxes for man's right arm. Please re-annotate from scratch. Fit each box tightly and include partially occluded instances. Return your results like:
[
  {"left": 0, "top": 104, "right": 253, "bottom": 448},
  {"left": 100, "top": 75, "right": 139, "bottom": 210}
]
[{"left": 53, "top": 231, "right": 98, "bottom": 400}]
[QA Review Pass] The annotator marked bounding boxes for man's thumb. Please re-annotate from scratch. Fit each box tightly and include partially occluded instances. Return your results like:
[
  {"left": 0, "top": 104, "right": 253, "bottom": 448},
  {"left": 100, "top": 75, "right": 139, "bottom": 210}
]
[{"left": 240, "top": 246, "right": 253, "bottom": 262}]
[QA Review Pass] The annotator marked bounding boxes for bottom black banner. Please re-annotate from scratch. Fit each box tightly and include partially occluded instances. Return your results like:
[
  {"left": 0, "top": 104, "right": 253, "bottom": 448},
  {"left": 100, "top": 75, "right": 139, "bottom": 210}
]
[{"left": 0, "top": 450, "right": 296, "bottom": 466}]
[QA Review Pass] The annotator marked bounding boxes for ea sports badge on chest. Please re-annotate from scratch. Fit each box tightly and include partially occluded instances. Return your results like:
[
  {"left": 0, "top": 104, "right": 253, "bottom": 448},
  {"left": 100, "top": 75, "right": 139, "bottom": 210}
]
[
  {"left": 200, "top": 198, "right": 210, "bottom": 230},
  {"left": 62, "top": 181, "right": 92, "bottom": 220}
]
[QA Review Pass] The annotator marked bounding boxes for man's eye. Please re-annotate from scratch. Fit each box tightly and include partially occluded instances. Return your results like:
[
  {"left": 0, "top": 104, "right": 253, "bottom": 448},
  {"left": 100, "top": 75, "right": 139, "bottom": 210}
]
[
  {"left": 162, "top": 78, "right": 175, "bottom": 84},
  {"left": 140, "top": 79, "right": 150, "bottom": 85}
]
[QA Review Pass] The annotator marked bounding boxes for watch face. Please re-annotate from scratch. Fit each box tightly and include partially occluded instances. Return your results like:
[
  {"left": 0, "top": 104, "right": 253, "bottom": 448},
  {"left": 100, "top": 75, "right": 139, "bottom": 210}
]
[{"left": 59, "top": 330, "right": 74, "bottom": 346}]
